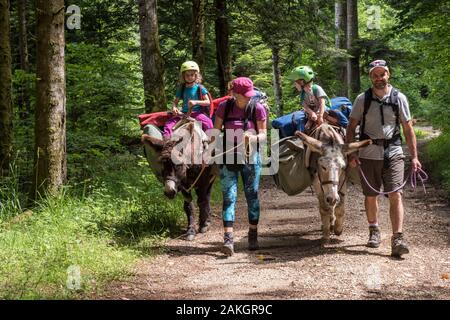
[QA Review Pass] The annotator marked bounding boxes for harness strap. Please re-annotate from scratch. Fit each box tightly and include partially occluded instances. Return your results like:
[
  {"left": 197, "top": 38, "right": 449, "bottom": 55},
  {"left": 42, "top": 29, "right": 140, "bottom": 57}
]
[{"left": 361, "top": 87, "right": 402, "bottom": 146}]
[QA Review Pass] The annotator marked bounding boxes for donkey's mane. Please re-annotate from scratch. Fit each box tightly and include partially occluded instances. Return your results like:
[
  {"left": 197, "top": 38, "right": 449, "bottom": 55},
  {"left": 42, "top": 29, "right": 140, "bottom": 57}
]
[{"left": 315, "top": 124, "right": 344, "bottom": 146}]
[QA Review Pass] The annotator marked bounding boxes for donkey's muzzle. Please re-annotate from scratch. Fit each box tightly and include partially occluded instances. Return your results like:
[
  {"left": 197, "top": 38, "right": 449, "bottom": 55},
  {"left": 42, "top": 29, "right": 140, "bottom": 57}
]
[{"left": 164, "top": 180, "right": 177, "bottom": 199}]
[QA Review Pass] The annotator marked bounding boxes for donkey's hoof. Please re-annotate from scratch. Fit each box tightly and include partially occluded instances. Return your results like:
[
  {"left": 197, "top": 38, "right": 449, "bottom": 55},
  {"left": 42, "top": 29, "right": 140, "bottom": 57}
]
[
  {"left": 186, "top": 233, "right": 195, "bottom": 241},
  {"left": 199, "top": 224, "right": 210, "bottom": 234},
  {"left": 185, "top": 228, "right": 196, "bottom": 241}
]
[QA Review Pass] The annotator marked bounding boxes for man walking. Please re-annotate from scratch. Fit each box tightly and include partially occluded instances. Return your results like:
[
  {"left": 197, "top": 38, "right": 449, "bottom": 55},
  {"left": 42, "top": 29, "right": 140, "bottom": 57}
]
[{"left": 346, "top": 59, "right": 421, "bottom": 257}]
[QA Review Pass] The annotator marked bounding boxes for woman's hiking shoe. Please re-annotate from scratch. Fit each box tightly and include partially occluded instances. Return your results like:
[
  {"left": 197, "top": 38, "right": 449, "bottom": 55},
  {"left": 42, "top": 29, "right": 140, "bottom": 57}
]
[
  {"left": 367, "top": 226, "right": 381, "bottom": 248},
  {"left": 248, "top": 229, "right": 259, "bottom": 251},
  {"left": 222, "top": 232, "right": 234, "bottom": 256},
  {"left": 391, "top": 233, "right": 409, "bottom": 257}
]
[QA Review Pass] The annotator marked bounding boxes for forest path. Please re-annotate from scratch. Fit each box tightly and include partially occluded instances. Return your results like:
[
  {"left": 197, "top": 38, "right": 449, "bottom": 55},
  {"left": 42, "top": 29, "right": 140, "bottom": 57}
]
[{"left": 99, "top": 127, "right": 450, "bottom": 300}]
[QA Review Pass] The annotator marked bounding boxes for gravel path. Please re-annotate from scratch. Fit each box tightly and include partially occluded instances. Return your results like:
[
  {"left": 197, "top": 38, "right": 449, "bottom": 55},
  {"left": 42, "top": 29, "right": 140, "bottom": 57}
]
[{"left": 99, "top": 175, "right": 450, "bottom": 300}]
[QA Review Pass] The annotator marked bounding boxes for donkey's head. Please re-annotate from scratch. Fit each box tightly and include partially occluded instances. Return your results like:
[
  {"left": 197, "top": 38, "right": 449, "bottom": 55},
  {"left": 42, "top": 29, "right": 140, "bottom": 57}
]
[
  {"left": 296, "top": 128, "right": 371, "bottom": 208},
  {"left": 142, "top": 121, "right": 208, "bottom": 199}
]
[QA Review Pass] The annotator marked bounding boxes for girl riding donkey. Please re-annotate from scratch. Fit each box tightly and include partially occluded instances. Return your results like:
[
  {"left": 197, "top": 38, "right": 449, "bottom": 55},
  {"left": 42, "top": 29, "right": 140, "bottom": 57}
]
[{"left": 163, "top": 61, "right": 213, "bottom": 138}]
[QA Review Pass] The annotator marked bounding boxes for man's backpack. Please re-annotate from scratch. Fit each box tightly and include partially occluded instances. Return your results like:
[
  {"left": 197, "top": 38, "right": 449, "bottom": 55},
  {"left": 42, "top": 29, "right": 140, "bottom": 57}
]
[
  {"left": 180, "top": 83, "right": 214, "bottom": 117},
  {"left": 360, "top": 87, "right": 401, "bottom": 145}
]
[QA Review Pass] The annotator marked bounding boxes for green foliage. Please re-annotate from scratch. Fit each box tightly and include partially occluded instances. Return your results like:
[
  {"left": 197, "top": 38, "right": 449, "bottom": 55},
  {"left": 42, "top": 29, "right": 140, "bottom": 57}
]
[
  {"left": 66, "top": 0, "right": 138, "bottom": 45},
  {"left": 5, "top": 0, "right": 449, "bottom": 299},
  {"left": 66, "top": 42, "right": 143, "bottom": 131},
  {"left": 65, "top": 41, "right": 145, "bottom": 181},
  {"left": 0, "top": 162, "right": 23, "bottom": 220},
  {"left": 0, "top": 152, "right": 185, "bottom": 299},
  {"left": 427, "top": 133, "right": 450, "bottom": 195}
]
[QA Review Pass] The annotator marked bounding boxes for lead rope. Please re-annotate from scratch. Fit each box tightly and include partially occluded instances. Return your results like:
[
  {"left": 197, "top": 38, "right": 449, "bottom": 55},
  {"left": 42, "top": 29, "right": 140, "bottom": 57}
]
[
  {"left": 358, "top": 166, "right": 429, "bottom": 195},
  {"left": 184, "top": 140, "right": 245, "bottom": 193}
]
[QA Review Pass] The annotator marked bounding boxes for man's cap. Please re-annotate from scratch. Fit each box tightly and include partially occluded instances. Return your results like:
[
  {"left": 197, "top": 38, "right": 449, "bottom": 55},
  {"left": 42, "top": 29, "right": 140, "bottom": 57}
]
[{"left": 369, "top": 59, "right": 389, "bottom": 74}]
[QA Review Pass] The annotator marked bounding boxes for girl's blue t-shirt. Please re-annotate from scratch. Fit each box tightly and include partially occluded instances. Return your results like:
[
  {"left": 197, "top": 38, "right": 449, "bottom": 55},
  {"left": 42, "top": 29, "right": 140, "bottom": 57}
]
[{"left": 175, "top": 84, "right": 208, "bottom": 113}]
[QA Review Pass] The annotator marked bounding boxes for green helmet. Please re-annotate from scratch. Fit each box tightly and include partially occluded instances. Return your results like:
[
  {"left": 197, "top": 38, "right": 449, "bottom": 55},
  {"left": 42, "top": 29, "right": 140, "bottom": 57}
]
[
  {"left": 286, "top": 66, "right": 315, "bottom": 82},
  {"left": 180, "top": 61, "right": 200, "bottom": 73}
]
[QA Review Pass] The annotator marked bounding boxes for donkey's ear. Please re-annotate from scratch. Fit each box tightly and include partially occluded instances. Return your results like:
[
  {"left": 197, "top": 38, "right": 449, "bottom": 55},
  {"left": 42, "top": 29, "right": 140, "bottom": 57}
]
[
  {"left": 142, "top": 134, "right": 164, "bottom": 151},
  {"left": 342, "top": 139, "right": 372, "bottom": 155},
  {"left": 295, "top": 131, "right": 323, "bottom": 154}
]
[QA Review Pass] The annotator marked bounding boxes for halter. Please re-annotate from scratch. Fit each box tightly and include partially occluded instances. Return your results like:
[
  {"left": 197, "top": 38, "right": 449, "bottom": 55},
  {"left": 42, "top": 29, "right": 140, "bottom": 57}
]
[{"left": 316, "top": 165, "right": 347, "bottom": 197}]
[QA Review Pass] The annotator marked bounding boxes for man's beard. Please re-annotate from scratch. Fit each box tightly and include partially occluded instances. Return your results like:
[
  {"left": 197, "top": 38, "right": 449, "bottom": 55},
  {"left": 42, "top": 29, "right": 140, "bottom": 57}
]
[{"left": 373, "top": 80, "right": 388, "bottom": 89}]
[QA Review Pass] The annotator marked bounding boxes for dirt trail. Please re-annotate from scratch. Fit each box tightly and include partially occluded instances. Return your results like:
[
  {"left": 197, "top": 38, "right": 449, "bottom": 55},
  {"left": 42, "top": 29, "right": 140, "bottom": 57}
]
[{"left": 100, "top": 130, "right": 450, "bottom": 300}]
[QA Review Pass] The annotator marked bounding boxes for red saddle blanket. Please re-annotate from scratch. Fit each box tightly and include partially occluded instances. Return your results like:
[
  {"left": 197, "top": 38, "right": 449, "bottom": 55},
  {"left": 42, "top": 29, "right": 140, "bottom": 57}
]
[{"left": 138, "top": 111, "right": 174, "bottom": 128}]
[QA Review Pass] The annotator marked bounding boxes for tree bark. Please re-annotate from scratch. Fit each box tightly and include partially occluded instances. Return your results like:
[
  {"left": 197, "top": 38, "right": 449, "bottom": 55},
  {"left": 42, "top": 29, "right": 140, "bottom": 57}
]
[
  {"left": 271, "top": 46, "right": 283, "bottom": 117},
  {"left": 18, "top": 0, "right": 30, "bottom": 118},
  {"left": 0, "top": 0, "right": 13, "bottom": 176},
  {"left": 346, "top": 0, "right": 360, "bottom": 98},
  {"left": 214, "top": 0, "right": 231, "bottom": 96},
  {"left": 192, "top": 0, "right": 205, "bottom": 72},
  {"left": 33, "top": 0, "right": 67, "bottom": 197},
  {"left": 138, "top": 0, "right": 167, "bottom": 113},
  {"left": 335, "top": 0, "right": 347, "bottom": 96}
]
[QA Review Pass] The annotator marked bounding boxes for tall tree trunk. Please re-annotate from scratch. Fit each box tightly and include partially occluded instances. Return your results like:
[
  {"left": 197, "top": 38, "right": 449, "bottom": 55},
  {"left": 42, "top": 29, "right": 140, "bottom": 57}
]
[
  {"left": 0, "top": 0, "right": 13, "bottom": 176},
  {"left": 271, "top": 46, "right": 283, "bottom": 117},
  {"left": 192, "top": 0, "right": 205, "bottom": 71},
  {"left": 214, "top": 0, "right": 231, "bottom": 96},
  {"left": 335, "top": 0, "right": 347, "bottom": 97},
  {"left": 138, "top": 0, "right": 167, "bottom": 113},
  {"left": 346, "top": 0, "right": 360, "bottom": 98},
  {"left": 18, "top": 0, "right": 30, "bottom": 118},
  {"left": 33, "top": 0, "right": 66, "bottom": 197}
]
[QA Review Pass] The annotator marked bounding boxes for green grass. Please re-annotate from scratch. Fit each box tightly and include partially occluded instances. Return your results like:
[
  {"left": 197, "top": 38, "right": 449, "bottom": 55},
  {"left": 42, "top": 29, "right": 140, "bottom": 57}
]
[
  {"left": 0, "top": 151, "right": 186, "bottom": 299},
  {"left": 426, "top": 131, "right": 450, "bottom": 196},
  {"left": 414, "top": 128, "right": 427, "bottom": 139}
]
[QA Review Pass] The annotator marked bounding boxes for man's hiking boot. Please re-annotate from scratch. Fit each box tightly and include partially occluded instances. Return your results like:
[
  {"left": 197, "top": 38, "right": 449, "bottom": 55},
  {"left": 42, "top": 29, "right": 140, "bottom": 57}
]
[
  {"left": 222, "top": 232, "right": 234, "bottom": 256},
  {"left": 248, "top": 228, "right": 259, "bottom": 251},
  {"left": 391, "top": 233, "right": 409, "bottom": 257},
  {"left": 367, "top": 226, "right": 381, "bottom": 248}
]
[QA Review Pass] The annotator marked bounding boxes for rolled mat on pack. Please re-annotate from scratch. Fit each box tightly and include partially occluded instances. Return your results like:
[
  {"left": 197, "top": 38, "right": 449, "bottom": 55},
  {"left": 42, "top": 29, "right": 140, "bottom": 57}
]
[
  {"left": 142, "top": 124, "right": 164, "bottom": 181},
  {"left": 271, "top": 111, "right": 306, "bottom": 138}
]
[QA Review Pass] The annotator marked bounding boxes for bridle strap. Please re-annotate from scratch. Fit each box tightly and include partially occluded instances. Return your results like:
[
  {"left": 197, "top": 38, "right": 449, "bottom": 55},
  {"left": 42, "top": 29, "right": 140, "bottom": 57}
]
[
  {"left": 321, "top": 180, "right": 339, "bottom": 186},
  {"left": 165, "top": 176, "right": 178, "bottom": 183},
  {"left": 317, "top": 167, "right": 346, "bottom": 196}
]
